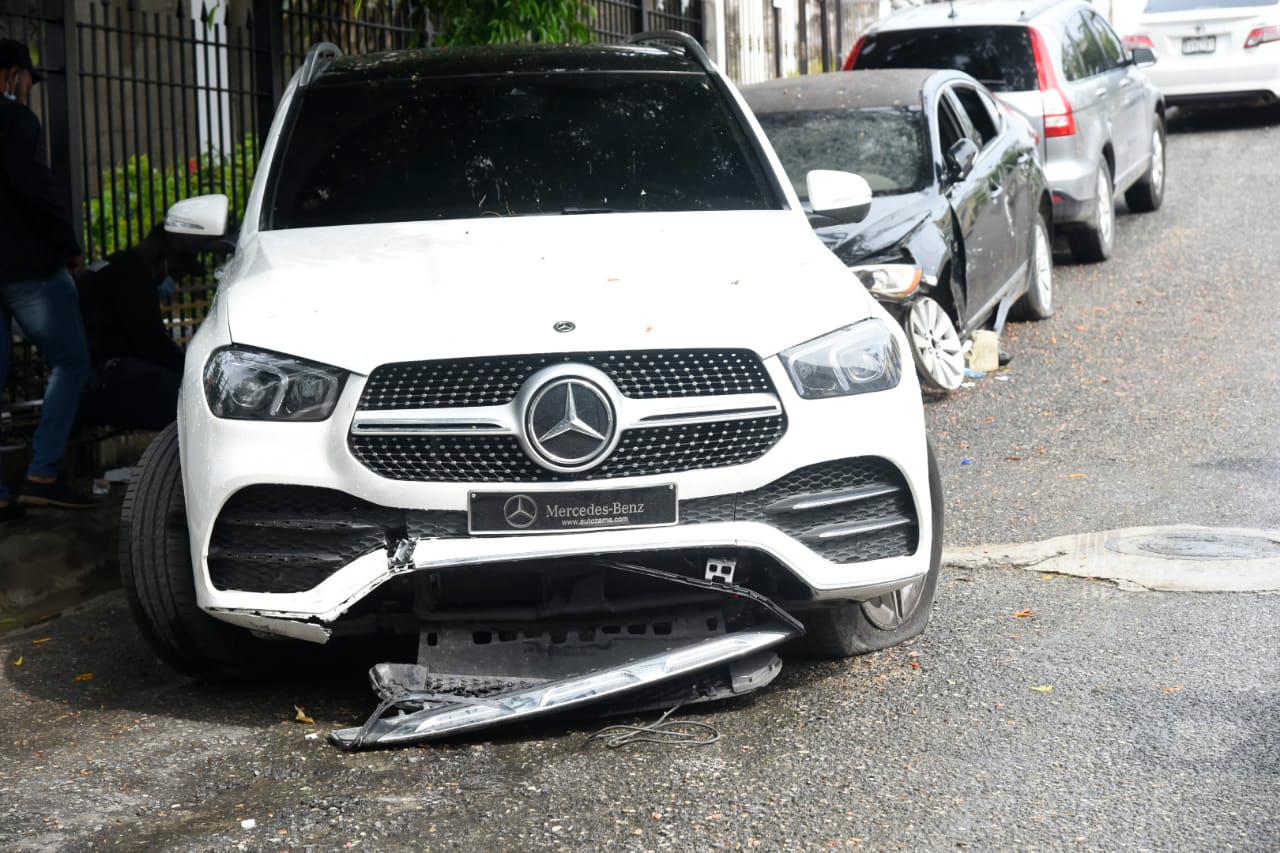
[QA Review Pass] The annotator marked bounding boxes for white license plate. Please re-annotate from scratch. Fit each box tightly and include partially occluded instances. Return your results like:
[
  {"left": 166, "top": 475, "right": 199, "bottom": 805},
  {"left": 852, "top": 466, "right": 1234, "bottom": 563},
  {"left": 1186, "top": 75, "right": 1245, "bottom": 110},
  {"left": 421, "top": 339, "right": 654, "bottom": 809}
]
[{"left": 1182, "top": 36, "right": 1216, "bottom": 54}]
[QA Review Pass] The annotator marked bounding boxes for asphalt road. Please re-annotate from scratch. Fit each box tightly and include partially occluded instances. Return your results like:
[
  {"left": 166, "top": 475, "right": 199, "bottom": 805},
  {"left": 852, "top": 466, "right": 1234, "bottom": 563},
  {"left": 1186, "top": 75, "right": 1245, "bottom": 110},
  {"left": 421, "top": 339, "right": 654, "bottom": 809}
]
[{"left": 2, "top": 107, "right": 1278, "bottom": 852}]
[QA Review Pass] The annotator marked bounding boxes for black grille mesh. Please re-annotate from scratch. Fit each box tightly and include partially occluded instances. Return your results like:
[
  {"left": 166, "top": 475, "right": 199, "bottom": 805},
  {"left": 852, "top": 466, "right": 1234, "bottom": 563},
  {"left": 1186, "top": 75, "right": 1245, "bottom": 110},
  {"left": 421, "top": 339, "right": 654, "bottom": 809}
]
[
  {"left": 358, "top": 349, "right": 774, "bottom": 410},
  {"left": 208, "top": 486, "right": 395, "bottom": 594},
  {"left": 208, "top": 457, "right": 917, "bottom": 594},
  {"left": 684, "top": 457, "right": 918, "bottom": 563},
  {"left": 348, "top": 416, "right": 787, "bottom": 483}
]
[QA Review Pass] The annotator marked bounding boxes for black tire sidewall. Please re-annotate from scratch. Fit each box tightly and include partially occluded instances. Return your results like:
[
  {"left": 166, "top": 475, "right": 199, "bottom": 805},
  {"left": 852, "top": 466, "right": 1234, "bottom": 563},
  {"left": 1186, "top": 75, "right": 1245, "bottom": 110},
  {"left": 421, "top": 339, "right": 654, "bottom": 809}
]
[{"left": 120, "top": 424, "right": 248, "bottom": 676}]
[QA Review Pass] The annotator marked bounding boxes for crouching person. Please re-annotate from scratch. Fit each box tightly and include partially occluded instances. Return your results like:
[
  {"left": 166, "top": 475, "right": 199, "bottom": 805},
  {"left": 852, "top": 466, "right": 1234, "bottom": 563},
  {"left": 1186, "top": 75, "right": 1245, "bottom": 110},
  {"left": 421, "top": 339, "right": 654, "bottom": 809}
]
[{"left": 76, "top": 225, "right": 200, "bottom": 432}]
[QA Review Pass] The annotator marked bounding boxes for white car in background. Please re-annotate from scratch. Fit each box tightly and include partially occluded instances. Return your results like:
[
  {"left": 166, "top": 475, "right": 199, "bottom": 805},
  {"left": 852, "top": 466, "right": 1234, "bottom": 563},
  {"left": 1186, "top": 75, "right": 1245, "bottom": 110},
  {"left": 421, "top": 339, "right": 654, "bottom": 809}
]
[{"left": 1126, "top": 0, "right": 1280, "bottom": 105}]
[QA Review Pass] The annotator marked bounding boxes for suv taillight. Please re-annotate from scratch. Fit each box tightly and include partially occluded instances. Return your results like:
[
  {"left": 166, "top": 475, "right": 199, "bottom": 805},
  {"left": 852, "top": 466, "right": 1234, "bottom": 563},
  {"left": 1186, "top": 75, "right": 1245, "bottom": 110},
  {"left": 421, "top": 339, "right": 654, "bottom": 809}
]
[
  {"left": 842, "top": 35, "right": 867, "bottom": 70},
  {"left": 1245, "top": 25, "right": 1280, "bottom": 48},
  {"left": 1030, "top": 26, "right": 1077, "bottom": 138},
  {"left": 1124, "top": 34, "right": 1155, "bottom": 50}
]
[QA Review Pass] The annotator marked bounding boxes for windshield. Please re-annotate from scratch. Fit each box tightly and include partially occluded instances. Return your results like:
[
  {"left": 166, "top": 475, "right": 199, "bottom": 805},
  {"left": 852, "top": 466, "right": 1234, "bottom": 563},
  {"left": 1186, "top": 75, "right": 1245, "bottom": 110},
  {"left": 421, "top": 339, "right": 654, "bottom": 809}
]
[
  {"left": 853, "top": 26, "right": 1038, "bottom": 92},
  {"left": 755, "top": 107, "right": 930, "bottom": 198},
  {"left": 266, "top": 73, "right": 778, "bottom": 229},
  {"left": 1144, "top": 0, "right": 1276, "bottom": 10}
]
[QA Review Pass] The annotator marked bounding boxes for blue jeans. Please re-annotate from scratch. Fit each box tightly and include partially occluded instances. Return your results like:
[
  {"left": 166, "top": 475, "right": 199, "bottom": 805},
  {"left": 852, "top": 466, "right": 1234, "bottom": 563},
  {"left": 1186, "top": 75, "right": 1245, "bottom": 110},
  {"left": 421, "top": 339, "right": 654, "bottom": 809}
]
[{"left": 0, "top": 269, "right": 90, "bottom": 502}]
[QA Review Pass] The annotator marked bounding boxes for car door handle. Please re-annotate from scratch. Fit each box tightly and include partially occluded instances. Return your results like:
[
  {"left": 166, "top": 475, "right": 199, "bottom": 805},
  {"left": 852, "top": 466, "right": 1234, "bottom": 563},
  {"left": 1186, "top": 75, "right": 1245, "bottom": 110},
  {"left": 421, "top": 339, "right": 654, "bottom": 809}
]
[
  {"left": 1094, "top": 86, "right": 1108, "bottom": 98},
  {"left": 1118, "top": 76, "right": 1134, "bottom": 87}
]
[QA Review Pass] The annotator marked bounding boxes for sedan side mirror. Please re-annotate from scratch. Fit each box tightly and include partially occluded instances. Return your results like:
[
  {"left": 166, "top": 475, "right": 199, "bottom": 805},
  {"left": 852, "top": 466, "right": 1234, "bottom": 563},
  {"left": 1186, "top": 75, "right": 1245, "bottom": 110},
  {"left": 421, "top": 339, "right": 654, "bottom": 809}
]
[
  {"left": 946, "top": 138, "right": 979, "bottom": 183},
  {"left": 165, "top": 194, "right": 229, "bottom": 239},
  {"left": 806, "top": 170, "right": 873, "bottom": 224},
  {"left": 1129, "top": 46, "right": 1157, "bottom": 67}
]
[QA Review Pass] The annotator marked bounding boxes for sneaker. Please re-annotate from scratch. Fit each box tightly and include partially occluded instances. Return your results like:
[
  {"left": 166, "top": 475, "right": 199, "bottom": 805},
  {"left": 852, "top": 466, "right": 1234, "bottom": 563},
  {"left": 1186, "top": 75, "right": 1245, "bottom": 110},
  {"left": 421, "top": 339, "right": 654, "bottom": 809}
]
[
  {"left": 17, "top": 477, "right": 97, "bottom": 509},
  {"left": 0, "top": 501, "right": 26, "bottom": 523}
]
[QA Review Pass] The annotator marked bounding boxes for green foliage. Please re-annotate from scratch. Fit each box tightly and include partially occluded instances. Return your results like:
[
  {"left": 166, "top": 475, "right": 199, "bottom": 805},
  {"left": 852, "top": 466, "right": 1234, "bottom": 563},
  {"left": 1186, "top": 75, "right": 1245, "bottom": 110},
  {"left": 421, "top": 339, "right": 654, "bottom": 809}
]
[
  {"left": 356, "top": 0, "right": 592, "bottom": 47},
  {"left": 84, "top": 134, "right": 256, "bottom": 258},
  {"left": 431, "top": 0, "right": 592, "bottom": 46}
]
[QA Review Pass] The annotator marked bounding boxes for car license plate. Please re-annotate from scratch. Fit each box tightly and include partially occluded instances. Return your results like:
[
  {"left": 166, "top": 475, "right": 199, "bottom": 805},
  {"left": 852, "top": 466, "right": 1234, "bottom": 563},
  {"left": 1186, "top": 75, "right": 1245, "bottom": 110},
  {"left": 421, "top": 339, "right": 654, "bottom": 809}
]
[
  {"left": 468, "top": 484, "right": 677, "bottom": 535},
  {"left": 1182, "top": 36, "right": 1216, "bottom": 54}
]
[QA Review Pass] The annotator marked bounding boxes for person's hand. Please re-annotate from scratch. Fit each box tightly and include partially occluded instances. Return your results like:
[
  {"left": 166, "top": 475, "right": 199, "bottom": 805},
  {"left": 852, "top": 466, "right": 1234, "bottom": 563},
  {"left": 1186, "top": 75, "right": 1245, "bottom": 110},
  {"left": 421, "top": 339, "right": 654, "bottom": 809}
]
[{"left": 70, "top": 255, "right": 83, "bottom": 274}]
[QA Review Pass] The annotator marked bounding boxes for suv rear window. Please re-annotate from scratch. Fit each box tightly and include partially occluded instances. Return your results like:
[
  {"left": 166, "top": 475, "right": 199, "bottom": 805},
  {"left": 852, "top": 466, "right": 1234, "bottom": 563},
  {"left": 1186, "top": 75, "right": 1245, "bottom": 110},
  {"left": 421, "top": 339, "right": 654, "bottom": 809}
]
[
  {"left": 267, "top": 73, "right": 777, "bottom": 229},
  {"left": 852, "top": 26, "right": 1038, "bottom": 92}
]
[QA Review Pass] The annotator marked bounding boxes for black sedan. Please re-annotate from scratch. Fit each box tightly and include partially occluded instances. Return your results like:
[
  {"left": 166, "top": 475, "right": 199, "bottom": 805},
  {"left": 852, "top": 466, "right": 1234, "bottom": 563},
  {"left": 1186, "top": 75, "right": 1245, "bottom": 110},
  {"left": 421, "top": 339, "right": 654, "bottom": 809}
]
[{"left": 743, "top": 69, "right": 1054, "bottom": 392}]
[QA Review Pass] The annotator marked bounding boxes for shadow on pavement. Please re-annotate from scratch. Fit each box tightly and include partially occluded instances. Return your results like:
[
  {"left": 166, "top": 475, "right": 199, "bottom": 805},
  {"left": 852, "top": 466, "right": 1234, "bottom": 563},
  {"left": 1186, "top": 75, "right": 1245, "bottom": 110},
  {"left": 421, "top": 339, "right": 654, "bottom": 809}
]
[
  {"left": 1168, "top": 102, "right": 1280, "bottom": 134},
  {"left": 1, "top": 589, "right": 846, "bottom": 752}
]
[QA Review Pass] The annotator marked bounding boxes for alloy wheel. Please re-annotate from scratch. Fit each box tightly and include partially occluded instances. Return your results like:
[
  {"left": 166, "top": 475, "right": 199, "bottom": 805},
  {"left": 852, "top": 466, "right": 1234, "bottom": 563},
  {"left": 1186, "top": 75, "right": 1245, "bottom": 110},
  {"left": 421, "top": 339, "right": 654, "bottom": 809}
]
[
  {"left": 863, "top": 581, "right": 924, "bottom": 631},
  {"left": 1097, "top": 169, "right": 1114, "bottom": 249},
  {"left": 907, "top": 296, "right": 964, "bottom": 391},
  {"left": 1033, "top": 221, "right": 1052, "bottom": 308}
]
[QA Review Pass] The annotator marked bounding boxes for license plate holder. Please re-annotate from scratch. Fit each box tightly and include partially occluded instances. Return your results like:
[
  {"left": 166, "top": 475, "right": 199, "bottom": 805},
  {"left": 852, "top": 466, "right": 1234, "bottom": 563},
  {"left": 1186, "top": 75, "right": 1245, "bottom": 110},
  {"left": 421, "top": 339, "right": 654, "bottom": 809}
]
[
  {"left": 468, "top": 484, "right": 678, "bottom": 535},
  {"left": 1182, "top": 35, "right": 1216, "bottom": 54}
]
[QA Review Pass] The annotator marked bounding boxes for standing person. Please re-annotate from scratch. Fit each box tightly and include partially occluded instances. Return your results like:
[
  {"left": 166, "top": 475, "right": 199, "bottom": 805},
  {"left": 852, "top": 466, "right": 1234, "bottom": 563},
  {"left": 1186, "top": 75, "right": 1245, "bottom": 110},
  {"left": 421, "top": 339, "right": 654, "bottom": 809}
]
[{"left": 0, "top": 39, "right": 94, "bottom": 521}]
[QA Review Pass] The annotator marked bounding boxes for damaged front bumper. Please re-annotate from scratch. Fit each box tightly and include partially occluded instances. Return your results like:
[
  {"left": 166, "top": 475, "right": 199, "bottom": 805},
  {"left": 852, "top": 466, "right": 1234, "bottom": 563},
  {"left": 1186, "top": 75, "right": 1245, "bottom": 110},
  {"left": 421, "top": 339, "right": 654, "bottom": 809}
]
[
  {"left": 330, "top": 627, "right": 793, "bottom": 749},
  {"left": 324, "top": 560, "right": 805, "bottom": 749}
]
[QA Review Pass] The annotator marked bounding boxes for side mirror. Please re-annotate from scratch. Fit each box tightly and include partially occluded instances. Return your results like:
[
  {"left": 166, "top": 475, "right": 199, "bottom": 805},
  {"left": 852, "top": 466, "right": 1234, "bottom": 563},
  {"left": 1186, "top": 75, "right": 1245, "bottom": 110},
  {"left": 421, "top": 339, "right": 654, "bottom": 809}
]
[
  {"left": 946, "top": 138, "right": 979, "bottom": 183},
  {"left": 806, "top": 170, "right": 873, "bottom": 224},
  {"left": 1129, "top": 46, "right": 1157, "bottom": 67},
  {"left": 164, "top": 194, "right": 229, "bottom": 238}
]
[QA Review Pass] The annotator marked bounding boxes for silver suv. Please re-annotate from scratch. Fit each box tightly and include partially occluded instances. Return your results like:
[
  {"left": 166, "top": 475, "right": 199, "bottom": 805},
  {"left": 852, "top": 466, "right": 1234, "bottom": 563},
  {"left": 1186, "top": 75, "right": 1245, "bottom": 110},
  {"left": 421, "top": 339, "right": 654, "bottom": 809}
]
[{"left": 845, "top": 0, "right": 1166, "bottom": 262}]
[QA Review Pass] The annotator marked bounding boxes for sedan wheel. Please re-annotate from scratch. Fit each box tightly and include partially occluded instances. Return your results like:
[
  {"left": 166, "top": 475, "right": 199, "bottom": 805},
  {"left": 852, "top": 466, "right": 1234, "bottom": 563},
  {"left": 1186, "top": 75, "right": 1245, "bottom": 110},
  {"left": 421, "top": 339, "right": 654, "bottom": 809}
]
[{"left": 906, "top": 296, "right": 964, "bottom": 392}]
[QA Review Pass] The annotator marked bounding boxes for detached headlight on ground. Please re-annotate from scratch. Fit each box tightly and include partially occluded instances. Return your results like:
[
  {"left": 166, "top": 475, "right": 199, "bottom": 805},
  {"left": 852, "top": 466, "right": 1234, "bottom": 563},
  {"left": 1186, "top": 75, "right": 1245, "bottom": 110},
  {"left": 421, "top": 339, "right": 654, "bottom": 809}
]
[
  {"left": 848, "top": 264, "right": 922, "bottom": 300},
  {"left": 781, "top": 320, "right": 902, "bottom": 398},
  {"left": 204, "top": 346, "right": 347, "bottom": 421}
]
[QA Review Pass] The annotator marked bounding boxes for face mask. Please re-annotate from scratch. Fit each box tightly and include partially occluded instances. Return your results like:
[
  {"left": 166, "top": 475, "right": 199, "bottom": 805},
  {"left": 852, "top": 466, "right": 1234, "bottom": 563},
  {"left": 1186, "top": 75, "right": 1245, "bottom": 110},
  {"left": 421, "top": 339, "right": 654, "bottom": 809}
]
[
  {"left": 158, "top": 275, "right": 177, "bottom": 298},
  {"left": 2, "top": 92, "right": 15, "bottom": 102}
]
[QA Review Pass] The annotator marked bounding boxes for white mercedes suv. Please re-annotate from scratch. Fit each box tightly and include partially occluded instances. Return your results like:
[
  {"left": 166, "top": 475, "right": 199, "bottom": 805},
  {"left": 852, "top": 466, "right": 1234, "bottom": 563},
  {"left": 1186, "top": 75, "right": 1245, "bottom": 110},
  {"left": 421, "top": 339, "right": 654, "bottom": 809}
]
[{"left": 123, "top": 35, "right": 942, "bottom": 744}]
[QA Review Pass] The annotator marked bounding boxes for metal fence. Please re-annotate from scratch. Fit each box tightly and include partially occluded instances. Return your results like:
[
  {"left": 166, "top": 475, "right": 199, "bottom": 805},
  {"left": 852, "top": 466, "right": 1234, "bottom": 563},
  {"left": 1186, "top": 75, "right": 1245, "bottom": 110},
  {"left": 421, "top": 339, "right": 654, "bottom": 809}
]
[
  {"left": 725, "top": 0, "right": 880, "bottom": 84},
  {"left": 0, "top": 0, "right": 706, "bottom": 415}
]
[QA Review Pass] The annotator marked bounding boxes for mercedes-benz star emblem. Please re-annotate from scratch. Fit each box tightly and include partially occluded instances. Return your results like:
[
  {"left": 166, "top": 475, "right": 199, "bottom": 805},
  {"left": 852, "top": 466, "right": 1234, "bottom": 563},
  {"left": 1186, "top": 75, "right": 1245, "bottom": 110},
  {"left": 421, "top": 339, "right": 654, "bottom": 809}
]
[
  {"left": 553, "top": 320, "right": 576, "bottom": 333},
  {"left": 503, "top": 494, "right": 538, "bottom": 529},
  {"left": 524, "top": 377, "right": 615, "bottom": 471}
]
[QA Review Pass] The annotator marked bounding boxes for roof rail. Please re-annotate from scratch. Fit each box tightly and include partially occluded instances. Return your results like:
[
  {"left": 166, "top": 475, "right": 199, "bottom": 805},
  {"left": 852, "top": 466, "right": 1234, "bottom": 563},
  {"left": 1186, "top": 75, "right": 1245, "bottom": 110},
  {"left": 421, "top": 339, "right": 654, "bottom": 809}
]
[
  {"left": 299, "top": 42, "right": 342, "bottom": 88},
  {"left": 625, "top": 30, "right": 716, "bottom": 75}
]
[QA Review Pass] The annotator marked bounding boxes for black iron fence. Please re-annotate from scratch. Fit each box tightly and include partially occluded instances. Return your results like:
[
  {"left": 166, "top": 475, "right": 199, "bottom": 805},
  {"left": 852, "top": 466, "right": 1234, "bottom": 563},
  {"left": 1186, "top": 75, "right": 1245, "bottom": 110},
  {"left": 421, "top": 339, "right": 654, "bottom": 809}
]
[{"left": 0, "top": 0, "right": 705, "bottom": 414}]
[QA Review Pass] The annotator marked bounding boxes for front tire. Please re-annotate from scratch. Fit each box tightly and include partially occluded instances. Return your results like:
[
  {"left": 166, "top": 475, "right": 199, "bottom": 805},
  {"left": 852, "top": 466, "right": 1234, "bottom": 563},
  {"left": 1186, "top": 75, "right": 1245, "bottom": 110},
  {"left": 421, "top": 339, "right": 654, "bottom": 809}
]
[
  {"left": 798, "top": 441, "right": 944, "bottom": 658},
  {"left": 120, "top": 423, "right": 250, "bottom": 676},
  {"left": 906, "top": 296, "right": 965, "bottom": 393},
  {"left": 1068, "top": 161, "right": 1115, "bottom": 263},
  {"left": 1011, "top": 213, "right": 1053, "bottom": 321},
  {"left": 1125, "top": 119, "right": 1166, "bottom": 213}
]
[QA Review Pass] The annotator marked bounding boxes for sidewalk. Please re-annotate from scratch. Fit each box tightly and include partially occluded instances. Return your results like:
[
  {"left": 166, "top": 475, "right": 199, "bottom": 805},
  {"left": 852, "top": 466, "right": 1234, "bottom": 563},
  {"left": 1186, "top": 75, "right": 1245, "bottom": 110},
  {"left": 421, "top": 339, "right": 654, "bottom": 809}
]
[{"left": 0, "top": 488, "right": 123, "bottom": 634}]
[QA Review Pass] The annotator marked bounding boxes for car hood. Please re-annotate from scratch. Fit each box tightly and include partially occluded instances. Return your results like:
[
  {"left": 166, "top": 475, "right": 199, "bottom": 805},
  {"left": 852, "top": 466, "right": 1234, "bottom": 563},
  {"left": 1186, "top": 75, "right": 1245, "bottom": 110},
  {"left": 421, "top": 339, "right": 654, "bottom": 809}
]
[
  {"left": 220, "top": 212, "right": 874, "bottom": 375},
  {"left": 815, "top": 191, "right": 933, "bottom": 265}
]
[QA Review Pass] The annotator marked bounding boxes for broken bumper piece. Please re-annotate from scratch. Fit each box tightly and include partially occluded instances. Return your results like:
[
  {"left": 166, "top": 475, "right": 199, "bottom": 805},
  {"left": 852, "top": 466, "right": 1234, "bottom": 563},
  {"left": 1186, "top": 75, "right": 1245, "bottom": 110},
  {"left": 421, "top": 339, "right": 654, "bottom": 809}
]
[{"left": 329, "top": 627, "right": 794, "bottom": 750}]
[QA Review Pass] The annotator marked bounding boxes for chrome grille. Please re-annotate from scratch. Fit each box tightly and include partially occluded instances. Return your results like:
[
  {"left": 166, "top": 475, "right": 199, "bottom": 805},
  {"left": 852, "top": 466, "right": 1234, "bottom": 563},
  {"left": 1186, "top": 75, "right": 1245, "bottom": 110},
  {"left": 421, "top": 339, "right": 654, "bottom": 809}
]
[
  {"left": 348, "top": 415, "right": 787, "bottom": 482},
  {"left": 358, "top": 349, "right": 774, "bottom": 410}
]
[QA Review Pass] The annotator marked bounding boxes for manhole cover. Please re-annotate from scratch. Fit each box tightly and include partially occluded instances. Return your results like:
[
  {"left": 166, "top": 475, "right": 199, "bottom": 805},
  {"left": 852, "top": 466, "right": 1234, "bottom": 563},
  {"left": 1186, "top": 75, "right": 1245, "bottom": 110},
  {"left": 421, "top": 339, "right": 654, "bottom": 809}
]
[{"left": 1105, "top": 531, "right": 1280, "bottom": 562}]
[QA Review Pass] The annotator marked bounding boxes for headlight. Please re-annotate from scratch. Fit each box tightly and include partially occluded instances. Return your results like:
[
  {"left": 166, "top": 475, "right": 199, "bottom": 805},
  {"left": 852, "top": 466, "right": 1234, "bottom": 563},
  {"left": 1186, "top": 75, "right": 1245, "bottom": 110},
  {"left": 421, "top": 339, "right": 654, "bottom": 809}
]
[
  {"left": 849, "top": 264, "right": 922, "bottom": 300},
  {"left": 780, "top": 320, "right": 902, "bottom": 398},
  {"left": 203, "top": 346, "right": 347, "bottom": 421}
]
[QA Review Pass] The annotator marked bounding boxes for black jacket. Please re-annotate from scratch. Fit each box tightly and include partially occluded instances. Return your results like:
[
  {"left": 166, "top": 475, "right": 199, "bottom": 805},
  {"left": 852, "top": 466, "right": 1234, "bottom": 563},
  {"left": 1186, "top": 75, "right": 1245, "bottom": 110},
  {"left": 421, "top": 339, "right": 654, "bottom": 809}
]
[
  {"left": 0, "top": 99, "right": 81, "bottom": 285},
  {"left": 76, "top": 250, "right": 184, "bottom": 372}
]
